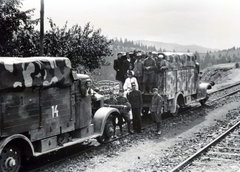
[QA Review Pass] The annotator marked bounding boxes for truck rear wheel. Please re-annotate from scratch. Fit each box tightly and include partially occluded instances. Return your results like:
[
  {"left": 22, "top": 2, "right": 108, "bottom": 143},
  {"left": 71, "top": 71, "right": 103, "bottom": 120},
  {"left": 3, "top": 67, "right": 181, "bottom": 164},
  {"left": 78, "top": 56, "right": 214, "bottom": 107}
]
[
  {"left": 97, "top": 117, "right": 114, "bottom": 144},
  {"left": 0, "top": 144, "right": 21, "bottom": 172}
]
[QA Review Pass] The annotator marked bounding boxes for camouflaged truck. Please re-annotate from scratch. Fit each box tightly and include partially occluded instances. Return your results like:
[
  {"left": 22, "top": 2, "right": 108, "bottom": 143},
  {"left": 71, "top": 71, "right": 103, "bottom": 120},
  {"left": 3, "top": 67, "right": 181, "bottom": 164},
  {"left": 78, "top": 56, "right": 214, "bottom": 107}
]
[
  {"left": 0, "top": 57, "right": 118, "bottom": 172},
  {"left": 142, "top": 52, "right": 214, "bottom": 116}
]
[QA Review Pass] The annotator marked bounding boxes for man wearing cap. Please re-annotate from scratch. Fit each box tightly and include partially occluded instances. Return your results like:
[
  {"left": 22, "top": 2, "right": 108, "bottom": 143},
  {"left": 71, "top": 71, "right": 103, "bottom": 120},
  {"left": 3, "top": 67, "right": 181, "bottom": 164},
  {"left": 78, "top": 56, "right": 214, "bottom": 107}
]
[
  {"left": 155, "top": 54, "right": 168, "bottom": 93},
  {"left": 81, "top": 79, "right": 95, "bottom": 97},
  {"left": 123, "top": 70, "right": 138, "bottom": 97},
  {"left": 116, "top": 90, "right": 134, "bottom": 134},
  {"left": 142, "top": 52, "right": 156, "bottom": 94},
  {"left": 150, "top": 88, "right": 164, "bottom": 135},
  {"left": 133, "top": 52, "right": 143, "bottom": 91},
  {"left": 127, "top": 82, "right": 143, "bottom": 133}
]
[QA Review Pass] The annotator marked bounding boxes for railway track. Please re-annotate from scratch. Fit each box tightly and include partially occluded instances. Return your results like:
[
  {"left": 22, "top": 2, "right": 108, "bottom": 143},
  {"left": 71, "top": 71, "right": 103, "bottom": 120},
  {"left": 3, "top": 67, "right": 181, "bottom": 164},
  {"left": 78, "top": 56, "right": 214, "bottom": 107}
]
[
  {"left": 24, "top": 82, "right": 240, "bottom": 172},
  {"left": 208, "top": 81, "right": 240, "bottom": 101},
  {"left": 168, "top": 82, "right": 240, "bottom": 172},
  {"left": 170, "top": 118, "right": 240, "bottom": 172}
]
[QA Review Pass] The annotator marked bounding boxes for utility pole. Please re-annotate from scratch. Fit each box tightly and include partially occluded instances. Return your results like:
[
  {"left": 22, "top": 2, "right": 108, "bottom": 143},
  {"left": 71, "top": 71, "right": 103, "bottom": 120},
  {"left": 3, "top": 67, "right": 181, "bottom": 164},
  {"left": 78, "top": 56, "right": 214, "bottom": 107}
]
[{"left": 40, "top": 0, "right": 44, "bottom": 56}]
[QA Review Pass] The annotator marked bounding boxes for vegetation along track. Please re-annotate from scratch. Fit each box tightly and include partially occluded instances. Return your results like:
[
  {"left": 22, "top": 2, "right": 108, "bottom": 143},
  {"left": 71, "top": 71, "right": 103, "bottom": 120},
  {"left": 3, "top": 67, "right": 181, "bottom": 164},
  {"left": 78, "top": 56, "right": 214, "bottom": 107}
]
[{"left": 24, "top": 81, "right": 240, "bottom": 172}]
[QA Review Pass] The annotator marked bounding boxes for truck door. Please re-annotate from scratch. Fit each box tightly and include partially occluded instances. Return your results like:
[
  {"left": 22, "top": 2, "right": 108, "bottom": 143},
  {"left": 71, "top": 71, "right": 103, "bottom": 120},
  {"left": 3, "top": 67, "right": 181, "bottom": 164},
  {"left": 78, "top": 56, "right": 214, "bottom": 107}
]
[{"left": 75, "top": 80, "right": 92, "bottom": 129}]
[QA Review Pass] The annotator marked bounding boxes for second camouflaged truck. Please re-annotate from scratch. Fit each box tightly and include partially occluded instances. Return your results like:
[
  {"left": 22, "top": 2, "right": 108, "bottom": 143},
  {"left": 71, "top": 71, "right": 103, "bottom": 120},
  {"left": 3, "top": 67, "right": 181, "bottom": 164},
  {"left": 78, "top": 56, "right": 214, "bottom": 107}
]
[{"left": 142, "top": 52, "right": 214, "bottom": 116}]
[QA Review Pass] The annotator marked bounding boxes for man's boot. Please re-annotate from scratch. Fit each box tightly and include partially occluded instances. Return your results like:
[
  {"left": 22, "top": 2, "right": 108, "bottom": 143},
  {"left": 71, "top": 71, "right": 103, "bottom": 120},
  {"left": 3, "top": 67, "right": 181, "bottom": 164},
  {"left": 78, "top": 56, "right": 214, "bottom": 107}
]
[
  {"left": 127, "top": 122, "right": 134, "bottom": 134},
  {"left": 156, "top": 123, "right": 161, "bottom": 135},
  {"left": 119, "top": 125, "right": 123, "bottom": 135},
  {"left": 149, "top": 84, "right": 153, "bottom": 93},
  {"left": 142, "top": 83, "right": 146, "bottom": 94}
]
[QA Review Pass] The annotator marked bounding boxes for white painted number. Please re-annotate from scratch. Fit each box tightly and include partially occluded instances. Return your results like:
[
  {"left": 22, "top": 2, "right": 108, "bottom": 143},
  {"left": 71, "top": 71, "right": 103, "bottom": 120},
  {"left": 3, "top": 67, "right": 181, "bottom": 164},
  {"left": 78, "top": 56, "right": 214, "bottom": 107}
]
[{"left": 51, "top": 105, "right": 59, "bottom": 118}]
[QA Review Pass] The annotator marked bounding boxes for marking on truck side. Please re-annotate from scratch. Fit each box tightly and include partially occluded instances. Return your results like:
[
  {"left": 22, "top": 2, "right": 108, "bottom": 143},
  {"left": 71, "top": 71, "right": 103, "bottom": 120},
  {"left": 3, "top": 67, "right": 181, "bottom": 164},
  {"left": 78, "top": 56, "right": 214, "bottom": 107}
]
[{"left": 51, "top": 105, "right": 59, "bottom": 118}]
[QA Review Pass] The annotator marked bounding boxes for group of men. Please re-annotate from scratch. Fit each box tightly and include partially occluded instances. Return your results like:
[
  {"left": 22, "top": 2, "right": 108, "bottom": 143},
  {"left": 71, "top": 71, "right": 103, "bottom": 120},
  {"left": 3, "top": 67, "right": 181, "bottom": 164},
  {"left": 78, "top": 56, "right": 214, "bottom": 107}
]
[
  {"left": 104, "top": 82, "right": 143, "bottom": 136},
  {"left": 110, "top": 50, "right": 167, "bottom": 136},
  {"left": 114, "top": 51, "right": 168, "bottom": 94},
  {"left": 104, "top": 82, "right": 163, "bottom": 136}
]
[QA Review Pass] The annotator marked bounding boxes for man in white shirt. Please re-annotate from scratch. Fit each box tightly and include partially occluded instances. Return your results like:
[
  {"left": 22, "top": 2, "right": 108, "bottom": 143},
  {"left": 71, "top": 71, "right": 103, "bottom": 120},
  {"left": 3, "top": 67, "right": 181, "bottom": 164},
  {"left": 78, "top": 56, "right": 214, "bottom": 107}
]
[{"left": 123, "top": 70, "right": 138, "bottom": 97}]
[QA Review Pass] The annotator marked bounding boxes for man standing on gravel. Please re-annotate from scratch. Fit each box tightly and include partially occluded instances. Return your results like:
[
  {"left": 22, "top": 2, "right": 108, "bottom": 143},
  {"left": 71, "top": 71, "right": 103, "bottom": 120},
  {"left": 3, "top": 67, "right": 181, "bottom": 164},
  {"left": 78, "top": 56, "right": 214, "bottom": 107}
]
[
  {"left": 116, "top": 90, "right": 134, "bottom": 134},
  {"left": 150, "top": 88, "right": 164, "bottom": 135},
  {"left": 128, "top": 82, "right": 143, "bottom": 133}
]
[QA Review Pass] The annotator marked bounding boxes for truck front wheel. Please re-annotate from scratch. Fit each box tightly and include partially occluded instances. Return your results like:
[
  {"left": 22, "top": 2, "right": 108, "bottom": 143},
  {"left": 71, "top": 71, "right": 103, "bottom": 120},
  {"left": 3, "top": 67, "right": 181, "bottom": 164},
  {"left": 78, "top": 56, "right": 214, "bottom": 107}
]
[
  {"left": 97, "top": 117, "right": 114, "bottom": 144},
  {"left": 0, "top": 144, "right": 21, "bottom": 172}
]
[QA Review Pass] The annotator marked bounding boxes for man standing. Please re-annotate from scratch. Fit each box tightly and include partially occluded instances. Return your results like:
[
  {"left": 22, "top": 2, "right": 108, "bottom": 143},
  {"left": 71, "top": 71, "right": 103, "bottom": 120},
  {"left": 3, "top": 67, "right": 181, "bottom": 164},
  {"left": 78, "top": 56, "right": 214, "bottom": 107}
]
[
  {"left": 133, "top": 52, "right": 143, "bottom": 91},
  {"left": 142, "top": 52, "right": 156, "bottom": 94},
  {"left": 155, "top": 54, "right": 168, "bottom": 93},
  {"left": 116, "top": 90, "right": 134, "bottom": 134},
  {"left": 150, "top": 88, "right": 164, "bottom": 135},
  {"left": 114, "top": 52, "right": 125, "bottom": 85},
  {"left": 122, "top": 52, "right": 133, "bottom": 81},
  {"left": 128, "top": 82, "right": 143, "bottom": 133}
]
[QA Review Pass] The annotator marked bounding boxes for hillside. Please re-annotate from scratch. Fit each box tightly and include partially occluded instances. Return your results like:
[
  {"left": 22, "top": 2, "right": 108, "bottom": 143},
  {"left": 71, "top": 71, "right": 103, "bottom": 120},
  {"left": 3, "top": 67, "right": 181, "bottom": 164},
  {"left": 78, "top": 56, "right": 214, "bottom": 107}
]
[
  {"left": 135, "top": 40, "right": 218, "bottom": 53},
  {"left": 199, "top": 48, "right": 240, "bottom": 62},
  {"left": 201, "top": 63, "right": 240, "bottom": 92}
]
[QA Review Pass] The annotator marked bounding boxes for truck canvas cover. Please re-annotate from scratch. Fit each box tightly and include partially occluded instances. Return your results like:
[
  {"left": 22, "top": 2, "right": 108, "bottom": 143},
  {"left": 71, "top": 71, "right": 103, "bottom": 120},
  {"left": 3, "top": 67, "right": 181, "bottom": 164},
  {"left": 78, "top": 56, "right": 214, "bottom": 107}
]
[{"left": 0, "top": 57, "right": 73, "bottom": 91}]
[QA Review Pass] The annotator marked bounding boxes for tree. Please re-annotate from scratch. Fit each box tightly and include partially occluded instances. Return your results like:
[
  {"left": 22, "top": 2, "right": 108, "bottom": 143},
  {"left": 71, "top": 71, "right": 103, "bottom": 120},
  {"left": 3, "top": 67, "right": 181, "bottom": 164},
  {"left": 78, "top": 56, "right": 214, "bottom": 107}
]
[
  {"left": 0, "top": 0, "right": 39, "bottom": 56},
  {"left": 194, "top": 51, "right": 200, "bottom": 61},
  {"left": 44, "top": 19, "right": 113, "bottom": 71}
]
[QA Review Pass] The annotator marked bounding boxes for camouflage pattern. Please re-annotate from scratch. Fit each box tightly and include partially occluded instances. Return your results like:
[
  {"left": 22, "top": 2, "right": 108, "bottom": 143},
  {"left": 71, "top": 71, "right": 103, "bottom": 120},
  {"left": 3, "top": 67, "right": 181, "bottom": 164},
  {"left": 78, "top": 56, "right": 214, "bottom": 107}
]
[
  {"left": 1, "top": 86, "right": 75, "bottom": 139},
  {"left": 159, "top": 53, "right": 199, "bottom": 99},
  {"left": 163, "top": 53, "right": 196, "bottom": 68},
  {"left": 177, "top": 70, "right": 187, "bottom": 92},
  {"left": 164, "top": 68, "right": 197, "bottom": 99},
  {"left": 165, "top": 70, "right": 176, "bottom": 99},
  {"left": 0, "top": 57, "right": 72, "bottom": 91},
  {"left": 187, "top": 68, "right": 196, "bottom": 95}
]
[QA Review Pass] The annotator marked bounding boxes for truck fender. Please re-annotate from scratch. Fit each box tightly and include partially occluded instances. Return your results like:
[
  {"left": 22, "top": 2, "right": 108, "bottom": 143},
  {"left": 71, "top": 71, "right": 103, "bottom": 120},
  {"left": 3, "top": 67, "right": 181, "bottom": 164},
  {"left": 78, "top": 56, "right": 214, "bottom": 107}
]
[
  {"left": 199, "top": 82, "right": 212, "bottom": 97},
  {"left": 93, "top": 107, "right": 120, "bottom": 136},
  {"left": 170, "top": 92, "right": 184, "bottom": 113},
  {"left": 0, "top": 134, "right": 35, "bottom": 156}
]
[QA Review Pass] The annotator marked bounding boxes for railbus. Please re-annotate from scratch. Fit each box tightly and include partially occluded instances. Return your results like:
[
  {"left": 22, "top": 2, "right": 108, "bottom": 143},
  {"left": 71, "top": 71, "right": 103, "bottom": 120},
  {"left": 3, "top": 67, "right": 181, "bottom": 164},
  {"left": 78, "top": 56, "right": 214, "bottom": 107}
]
[{"left": 115, "top": 52, "right": 214, "bottom": 116}]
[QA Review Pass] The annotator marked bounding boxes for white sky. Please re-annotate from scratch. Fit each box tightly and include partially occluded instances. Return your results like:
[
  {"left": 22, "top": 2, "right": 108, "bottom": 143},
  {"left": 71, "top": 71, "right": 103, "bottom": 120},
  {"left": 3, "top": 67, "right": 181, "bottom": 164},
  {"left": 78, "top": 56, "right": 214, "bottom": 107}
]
[{"left": 21, "top": 0, "right": 240, "bottom": 50}]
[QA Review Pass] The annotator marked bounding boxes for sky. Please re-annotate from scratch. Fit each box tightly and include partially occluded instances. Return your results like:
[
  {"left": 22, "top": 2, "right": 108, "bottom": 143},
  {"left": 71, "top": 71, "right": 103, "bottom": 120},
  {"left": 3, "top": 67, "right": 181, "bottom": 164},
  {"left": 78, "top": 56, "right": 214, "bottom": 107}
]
[{"left": 21, "top": 0, "right": 240, "bottom": 50}]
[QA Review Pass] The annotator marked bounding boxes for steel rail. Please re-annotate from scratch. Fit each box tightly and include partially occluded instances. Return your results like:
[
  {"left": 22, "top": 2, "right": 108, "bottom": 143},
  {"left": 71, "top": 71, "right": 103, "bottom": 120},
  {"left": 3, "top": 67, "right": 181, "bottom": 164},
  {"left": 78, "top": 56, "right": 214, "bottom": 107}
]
[
  {"left": 207, "top": 89, "right": 240, "bottom": 104},
  {"left": 208, "top": 81, "right": 240, "bottom": 95},
  {"left": 169, "top": 115, "right": 240, "bottom": 172}
]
